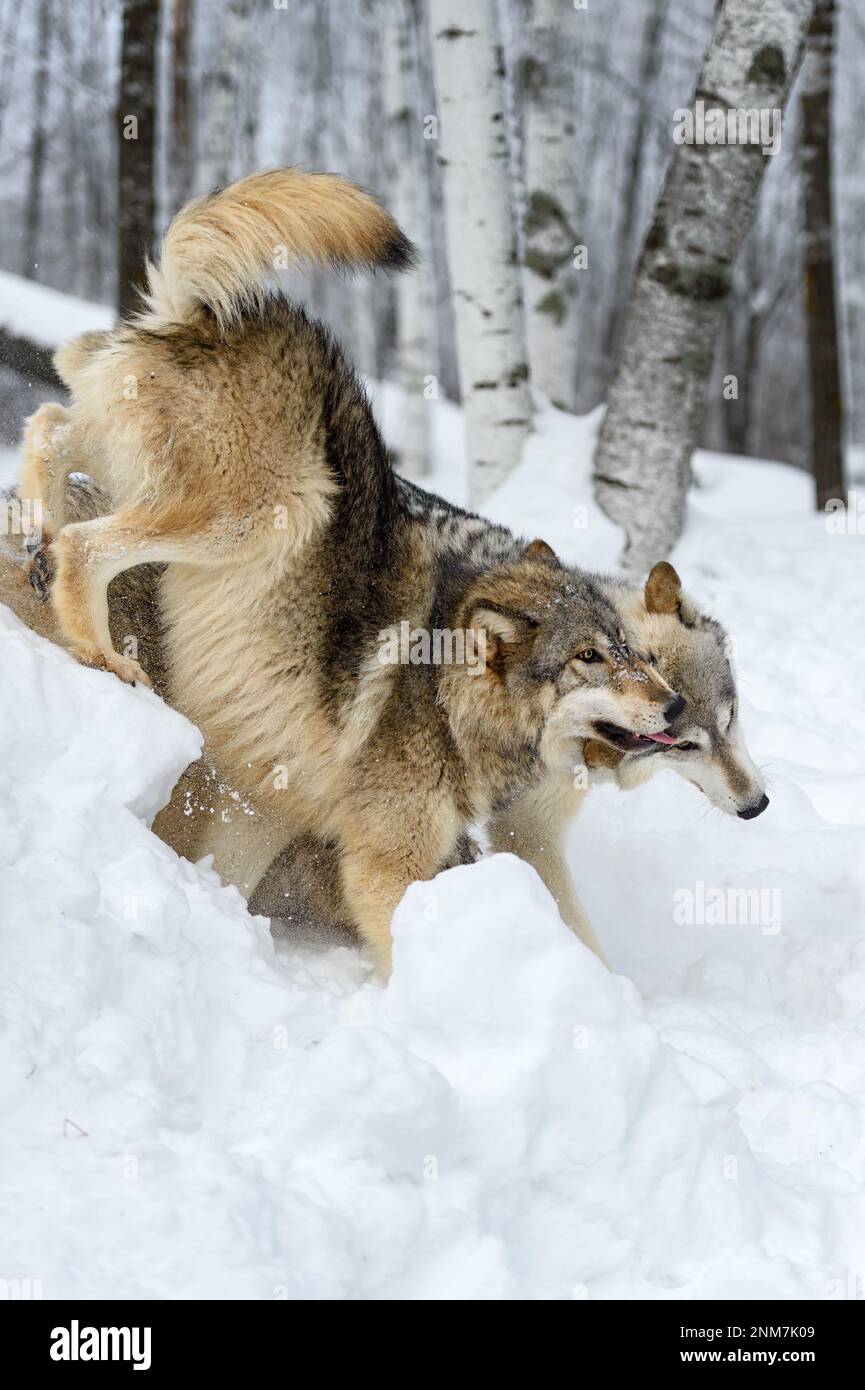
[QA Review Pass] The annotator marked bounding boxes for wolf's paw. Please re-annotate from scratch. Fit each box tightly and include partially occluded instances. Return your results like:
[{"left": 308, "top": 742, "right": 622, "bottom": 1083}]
[
  {"left": 26, "top": 537, "right": 55, "bottom": 601},
  {"left": 70, "top": 643, "right": 152, "bottom": 689},
  {"left": 24, "top": 401, "right": 71, "bottom": 454}
]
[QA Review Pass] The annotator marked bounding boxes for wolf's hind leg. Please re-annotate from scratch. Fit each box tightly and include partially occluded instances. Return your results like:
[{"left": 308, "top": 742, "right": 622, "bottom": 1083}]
[
  {"left": 18, "top": 403, "right": 83, "bottom": 596},
  {"left": 154, "top": 760, "right": 289, "bottom": 903},
  {"left": 51, "top": 503, "right": 236, "bottom": 685}
]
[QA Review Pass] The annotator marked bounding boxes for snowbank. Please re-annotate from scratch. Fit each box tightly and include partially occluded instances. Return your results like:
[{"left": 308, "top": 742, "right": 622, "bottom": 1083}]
[
  {"left": 0, "top": 270, "right": 113, "bottom": 350},
  {"left": 1, "top": 391, "right": 864, "bottom": 1299}
]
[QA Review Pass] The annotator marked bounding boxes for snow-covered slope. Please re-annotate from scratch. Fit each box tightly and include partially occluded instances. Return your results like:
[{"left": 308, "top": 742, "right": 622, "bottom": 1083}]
[
  {"left": 0, "top": 270, "right": 114, "bottom": 349},
  {"left": 1, "top": 393, "right": 864, "bottom": 1300}
]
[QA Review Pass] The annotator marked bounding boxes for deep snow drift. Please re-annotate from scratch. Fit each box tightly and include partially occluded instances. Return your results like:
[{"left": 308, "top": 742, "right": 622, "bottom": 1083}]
[{"left": 1, "top": 394, "right": 864, "bottom": 1300}]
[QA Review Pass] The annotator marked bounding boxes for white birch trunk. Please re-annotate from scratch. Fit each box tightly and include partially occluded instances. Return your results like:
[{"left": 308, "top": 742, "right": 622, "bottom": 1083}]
[
  {"left": 430, "top": 0, "right": 531, "bottom": 506},
  {"left": 593, "top": 0, "right": 815, "bottom": 573},
  {"left": 384, "top": 0, "right": 434, "bottom": 478},
  {"left": 522, "top": 0, "right": 579, "bottom": 411}
]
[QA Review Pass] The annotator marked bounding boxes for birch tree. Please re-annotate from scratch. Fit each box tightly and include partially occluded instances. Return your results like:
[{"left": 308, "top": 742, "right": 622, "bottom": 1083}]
[
  {"left": 385, "top": 0, "right": 434, "bottom": 477},
  {"left": 800, "top": 0, "right": 844, "bottom": 509},
  {"left": 593, "top": 0, "right": 816, "bottom": 572},
  {"left": 521, "top": 0, "right": 579, "bottom": 412},
  {"left": 605, "top": 0, "right": 670, "bottom": 361},
  {"left": 116, "top": 0, "right": 160, "bottom": 316},
  {"left": 197, "top": 0, "right": 258, "bottom": 192},
  {"left": 430, "top": 0, "right": 531, "bottom": 505}
]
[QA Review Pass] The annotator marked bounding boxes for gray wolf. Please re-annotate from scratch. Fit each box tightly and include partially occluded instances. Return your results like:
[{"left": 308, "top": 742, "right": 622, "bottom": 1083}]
[
  {"left": 255, "top": 561, "right": 769, "bottom": 955},
  {"left": 14, "top": 169, "right": 684, "bottom": 972},
  {"left": 2, "top": 473, "right": 765, "bottom": 965}
]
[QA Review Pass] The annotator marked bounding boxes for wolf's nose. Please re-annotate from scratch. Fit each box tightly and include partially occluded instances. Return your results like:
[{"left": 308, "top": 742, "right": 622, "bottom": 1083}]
[
  {"left": 664, "top": 694, "right": 686, "bottom": 722},
  {"left": 738, "top": 793, "right": 769, "bottom": 820}
]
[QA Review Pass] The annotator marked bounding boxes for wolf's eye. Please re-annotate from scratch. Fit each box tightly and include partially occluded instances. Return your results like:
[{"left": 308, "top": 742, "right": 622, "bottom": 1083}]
[
  {"left": 676, "top": 741, "right": 699, "bottom": 752},
  {"left": 576, "top": 648, "right": 601, "bottom": 663}
]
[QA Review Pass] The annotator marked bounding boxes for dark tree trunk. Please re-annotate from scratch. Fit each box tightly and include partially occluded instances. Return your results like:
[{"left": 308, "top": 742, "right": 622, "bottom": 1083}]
[
  {"left": 23, "top": 0, "right": 53, "bottom": 277},
  {"left": 800, "top": 0, "right": 845, "bottom": 510},
  {"left": 116, "top": 0, "right": 160, "bottom": 317},
  {"left": 170, "top": 0, "right": 194, "bottom": 209}
]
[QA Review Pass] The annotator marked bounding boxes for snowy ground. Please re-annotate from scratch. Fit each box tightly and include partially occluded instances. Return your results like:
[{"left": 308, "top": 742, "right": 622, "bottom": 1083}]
[{"left": 1, "top": 364, "right": 864, "bottom": 1298}]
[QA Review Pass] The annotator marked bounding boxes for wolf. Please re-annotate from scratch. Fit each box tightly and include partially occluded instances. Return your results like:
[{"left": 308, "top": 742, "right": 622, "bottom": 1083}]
[
  {"left": 2, "top": 471, "right": 766, "bottom": 965},
  {"left": 15, "top": 169, "right": 683, "bottom": 972},
  {"left": 589, "top": 561, "right": 769, "bottom": 821},
  {"left": 481, "top": 559, "right": 768, "bottom": 958},
  {"left": 251, "top": 559, "right": 769, "bottom": 955}
]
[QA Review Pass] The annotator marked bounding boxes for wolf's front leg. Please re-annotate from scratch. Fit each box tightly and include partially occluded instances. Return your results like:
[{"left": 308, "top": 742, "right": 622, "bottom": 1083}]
[
  {"left": 339, "top": 849, "right": 414, "bottom": 977},
  {"left": 487, "top": 771, "right": 608, "bottom": 965},
  {"left": 339, "top": 804, "right": 460, "bottom": 976}
]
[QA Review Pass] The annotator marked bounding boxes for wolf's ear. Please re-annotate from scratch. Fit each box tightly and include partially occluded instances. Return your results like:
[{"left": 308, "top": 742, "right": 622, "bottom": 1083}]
[
  {"left": 469, "top": 602, "right": 537, "bottom": 646},
  {"left": 524, "top": 537, "right": 559, "bottom": 565},
  {"left": 468, "top": 602, "right": 537, "bottom": 678},
  {"left": 645, "top": 561, "right": 682, "bottom": 615}
]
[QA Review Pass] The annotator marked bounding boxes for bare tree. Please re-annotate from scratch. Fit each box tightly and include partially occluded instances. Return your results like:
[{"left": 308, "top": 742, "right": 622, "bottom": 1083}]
[
  {"left": 328, "top": 0, "right": 380, "bottom": 377},
  {"left": 521, "top": 0, "right": 579, "bottom": 411},
  {"left": 197, "top": 0, "right": 257, "bottom": 193},
  {"left": 82, "top": 0, "right": 112, "bottom": 302},
  {"left": 116, "top": 0, "right": 160, "bottom": 317},
  {"left": 604, "top": 0, "right": 670, "bottom": 361},
  {"left": 385, "top": 0, "right": 434, "bottom": 477},
  {"left": 430, "top": 0, "right": 531, "bottom": 505},
  {"left": 0, "top": 0, "right": 24, "bottom": 150},
  {"left": 800, "top": 0, "right": 844, "bottom": 509},
  {"left": 593, "top": 0, "right": 815, "bottom": 572},
  {"left": 22, "top": 0, "right": 53, "bottom": 277},
  {"left": 170, "top": 0, "right": 194, "bottom": 211}
]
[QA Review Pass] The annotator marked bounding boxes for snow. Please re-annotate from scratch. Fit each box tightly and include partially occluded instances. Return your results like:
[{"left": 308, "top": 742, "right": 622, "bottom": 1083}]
[
  {"left": 0, "top": 270, "right": 114, "bottom": 350},
  {"left": 2, "top": 384, "right": 865, "bottom": 1300}
]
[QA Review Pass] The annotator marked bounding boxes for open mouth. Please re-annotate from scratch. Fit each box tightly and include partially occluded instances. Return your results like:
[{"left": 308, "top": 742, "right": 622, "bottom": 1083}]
[{"left": 592, "top": 720, "right": 681, "bottom": 753}]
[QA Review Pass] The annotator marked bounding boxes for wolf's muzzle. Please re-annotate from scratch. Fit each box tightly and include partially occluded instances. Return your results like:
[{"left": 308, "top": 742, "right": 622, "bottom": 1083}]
[{"left": 738, "top": 793, "right": 769, "bottom": 820}]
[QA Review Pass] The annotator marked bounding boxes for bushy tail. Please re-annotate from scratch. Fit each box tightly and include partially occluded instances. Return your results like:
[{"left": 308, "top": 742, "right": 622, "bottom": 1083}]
[{"left": 140, "top": 168, "right": 416, "bottom": 333}]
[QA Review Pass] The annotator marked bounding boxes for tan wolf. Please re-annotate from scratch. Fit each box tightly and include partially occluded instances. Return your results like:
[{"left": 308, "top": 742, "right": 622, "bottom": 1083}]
[
  {"left": 3, "top": 471, "right": 765, "bottom": 967},
  {"left": 254, "top": 561, "right": 769, "bottom": 955},
  {"left": 14, "top": 169, "right": 688, "bottom": 971}
]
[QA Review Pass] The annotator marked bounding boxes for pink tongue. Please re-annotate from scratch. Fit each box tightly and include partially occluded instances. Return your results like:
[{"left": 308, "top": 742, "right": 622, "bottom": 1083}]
[{"left": 644, "top": 730, "right": 679, "bottom": 745}]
